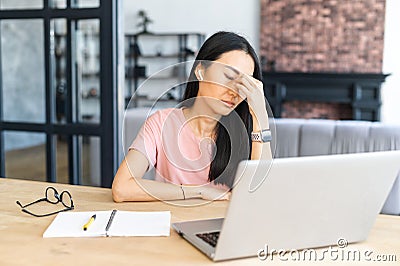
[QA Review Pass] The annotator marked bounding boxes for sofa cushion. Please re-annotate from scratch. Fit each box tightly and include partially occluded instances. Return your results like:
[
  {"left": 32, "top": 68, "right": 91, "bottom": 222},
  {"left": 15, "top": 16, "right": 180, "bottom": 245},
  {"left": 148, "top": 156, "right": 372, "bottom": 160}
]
[
  {"left": 369, "top": 124, "right": 400, "bottom": 151},
  {"left": 330, "top": 120, "right": 371, "bottom": 154},
  {"left": 299, "top": 119, "right": 336, "bottom": 156},
  {"left": 273, "top": 119, "right": 305, "bottom": 158},
  {"left": 272, "top": 118, "right": 400, "bottom": 215}
]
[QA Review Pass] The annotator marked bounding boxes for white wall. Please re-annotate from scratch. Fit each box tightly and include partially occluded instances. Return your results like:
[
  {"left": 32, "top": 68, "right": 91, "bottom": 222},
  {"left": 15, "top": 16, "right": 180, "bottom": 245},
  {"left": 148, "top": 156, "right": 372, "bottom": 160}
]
[
  {"left": 123, "top": 0, "right": 399, "bottom": 123},
  {"left": 123, "top": 0, "right": 260, "bottom": 101},
  {"left": 123, "top": 0, "right": 260, "bottom": 52},
  {"left": 381, "top": 0, "right": 400, "bottom": 124}
]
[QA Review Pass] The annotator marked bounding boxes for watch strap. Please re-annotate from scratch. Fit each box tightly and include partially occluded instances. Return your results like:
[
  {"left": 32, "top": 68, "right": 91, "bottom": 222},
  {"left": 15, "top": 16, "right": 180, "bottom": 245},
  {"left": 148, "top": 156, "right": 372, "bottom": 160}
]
[{"left": 251, "top": 129, "right": 272, "bottom": 143}]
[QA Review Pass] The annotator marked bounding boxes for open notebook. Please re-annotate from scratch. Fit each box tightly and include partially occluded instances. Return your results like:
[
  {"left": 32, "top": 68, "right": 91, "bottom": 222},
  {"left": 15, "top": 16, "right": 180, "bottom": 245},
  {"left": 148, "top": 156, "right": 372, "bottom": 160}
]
[{"left": 43, "top": 210, "right": 171, "bottom": 238}]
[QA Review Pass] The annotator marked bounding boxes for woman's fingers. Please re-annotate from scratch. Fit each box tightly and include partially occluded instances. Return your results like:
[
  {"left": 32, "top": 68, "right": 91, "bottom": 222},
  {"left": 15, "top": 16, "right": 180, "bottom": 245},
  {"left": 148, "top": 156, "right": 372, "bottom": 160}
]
[
  {"left": 234, "top": 78, "right": 262, "bottom": 101},
  {"left": 234, "top": 75, "right": 267, "bottom": 117},
  {"left": 241, "top": 74, "right": 258, "bottom": 87},
  {"left": 234, "top": 74, "right": 263, "bottom": 96},
  {"left": 234, "top": 83, "right": 249, "bottom": 100},
  {"left": 199, "top": 186, "right": 231, "bottom": 201},
  {"left": 242, "top": 74, "right": 263, "bottom": 91}
]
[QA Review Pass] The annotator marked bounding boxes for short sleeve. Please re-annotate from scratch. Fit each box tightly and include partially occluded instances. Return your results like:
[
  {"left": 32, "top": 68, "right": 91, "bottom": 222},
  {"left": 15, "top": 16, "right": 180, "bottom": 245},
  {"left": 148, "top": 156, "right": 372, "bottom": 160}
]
[{"left": 129, "top": 112, "right": 161, "bottom": 167}]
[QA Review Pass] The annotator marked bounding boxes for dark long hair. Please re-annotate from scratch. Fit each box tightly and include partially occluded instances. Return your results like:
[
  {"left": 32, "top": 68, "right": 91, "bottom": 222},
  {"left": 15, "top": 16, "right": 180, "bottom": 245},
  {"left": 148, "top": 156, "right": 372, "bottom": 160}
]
[{"left": 181, "top": 31, "right": 262, "bottom": 188}]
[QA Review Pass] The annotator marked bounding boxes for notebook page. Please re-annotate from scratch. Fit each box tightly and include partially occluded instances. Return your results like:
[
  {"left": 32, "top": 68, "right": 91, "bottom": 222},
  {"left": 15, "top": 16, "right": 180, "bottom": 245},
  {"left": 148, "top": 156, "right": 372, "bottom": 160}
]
[
  {"left": 43, "top": 211, "right": 112, "bottom": 238},
  {"left": 108, "top": 211, "right": 171, "bottom": 237}
]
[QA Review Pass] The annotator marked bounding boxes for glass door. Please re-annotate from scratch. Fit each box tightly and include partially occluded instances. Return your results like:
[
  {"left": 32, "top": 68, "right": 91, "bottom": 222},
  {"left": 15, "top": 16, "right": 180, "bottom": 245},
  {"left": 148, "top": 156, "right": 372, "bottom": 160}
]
[{"left": 0, "top": 0, "right": 123, "bottom": 187}]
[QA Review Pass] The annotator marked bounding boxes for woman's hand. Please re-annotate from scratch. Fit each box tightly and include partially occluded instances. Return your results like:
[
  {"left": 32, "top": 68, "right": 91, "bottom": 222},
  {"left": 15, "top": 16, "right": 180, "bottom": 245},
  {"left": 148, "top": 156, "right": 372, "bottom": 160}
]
[
  {"left": 233, "top": 74, "right": 273, "bottom": 161},
  {"left": 200, "top": 187, "right": 231, "bottom": 201},
  {"left": 186, "top": 185, "right": 231, "bottom": 201},
  {"left": 234, "top": 74, "right": 269, "bottom": 128}
]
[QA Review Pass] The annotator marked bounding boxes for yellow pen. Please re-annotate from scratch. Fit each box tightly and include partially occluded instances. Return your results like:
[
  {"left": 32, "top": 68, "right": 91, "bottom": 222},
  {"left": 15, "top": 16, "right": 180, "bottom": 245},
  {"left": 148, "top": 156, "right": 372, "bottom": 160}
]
[{"left": 83, "top": 214, "right": 96, "bottom": 231}]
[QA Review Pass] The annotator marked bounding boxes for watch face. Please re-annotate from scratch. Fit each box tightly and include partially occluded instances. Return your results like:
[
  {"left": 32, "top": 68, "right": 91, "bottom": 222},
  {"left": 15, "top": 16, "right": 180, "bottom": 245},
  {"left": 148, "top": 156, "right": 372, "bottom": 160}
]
[{"left": 261, "top": 130, "right": 272, "bottom": 142}]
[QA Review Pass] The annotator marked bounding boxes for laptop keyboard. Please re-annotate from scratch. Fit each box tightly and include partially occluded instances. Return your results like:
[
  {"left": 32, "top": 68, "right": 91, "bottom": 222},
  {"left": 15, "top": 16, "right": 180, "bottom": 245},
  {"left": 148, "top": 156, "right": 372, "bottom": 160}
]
[{"left": 196, "top": 231, "right": 220, "bottom": 247}]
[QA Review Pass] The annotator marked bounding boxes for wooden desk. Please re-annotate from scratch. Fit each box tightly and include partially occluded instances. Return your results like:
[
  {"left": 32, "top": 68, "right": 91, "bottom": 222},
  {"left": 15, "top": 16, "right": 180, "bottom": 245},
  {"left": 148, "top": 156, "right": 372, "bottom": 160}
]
[{"left": 0, "top": 178, "right": 399, "bottom": 265}]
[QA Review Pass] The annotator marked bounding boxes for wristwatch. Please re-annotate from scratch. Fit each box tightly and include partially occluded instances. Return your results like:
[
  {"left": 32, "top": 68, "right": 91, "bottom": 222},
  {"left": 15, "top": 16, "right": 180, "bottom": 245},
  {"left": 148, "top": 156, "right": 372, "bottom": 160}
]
[{"left": 251, "top": 129, "right": 272, "bottom": 143}]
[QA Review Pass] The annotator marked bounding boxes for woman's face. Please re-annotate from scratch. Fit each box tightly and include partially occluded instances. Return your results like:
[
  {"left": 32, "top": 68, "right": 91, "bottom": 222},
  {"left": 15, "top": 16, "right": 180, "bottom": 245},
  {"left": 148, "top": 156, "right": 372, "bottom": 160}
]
[{"left": 196, "top": 50, "right": 255, "bottom": 116}]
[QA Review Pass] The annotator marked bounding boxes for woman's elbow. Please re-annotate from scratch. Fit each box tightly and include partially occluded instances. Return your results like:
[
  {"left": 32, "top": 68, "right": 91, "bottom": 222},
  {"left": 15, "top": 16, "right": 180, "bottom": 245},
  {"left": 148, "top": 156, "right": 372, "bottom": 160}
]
[
  {"left": 112, "top": 183, "right": 126, "bottom": 203},
  {"left": 111, "top": 178, "right": 149, "bottom": 202}
]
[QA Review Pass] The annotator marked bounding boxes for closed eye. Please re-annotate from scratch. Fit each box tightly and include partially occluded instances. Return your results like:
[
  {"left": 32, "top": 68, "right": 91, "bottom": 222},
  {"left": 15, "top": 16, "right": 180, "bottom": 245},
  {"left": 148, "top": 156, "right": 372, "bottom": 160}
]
[{"left": 224, "top": 73, "right": 235, "bottom": 80}]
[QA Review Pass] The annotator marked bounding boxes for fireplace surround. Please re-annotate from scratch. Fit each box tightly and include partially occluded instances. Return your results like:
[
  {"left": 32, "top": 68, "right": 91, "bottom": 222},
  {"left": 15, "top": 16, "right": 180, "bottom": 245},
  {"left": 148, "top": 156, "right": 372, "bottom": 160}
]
[{"left": 262, "top": 72, "right": 389, "bottom": 121}]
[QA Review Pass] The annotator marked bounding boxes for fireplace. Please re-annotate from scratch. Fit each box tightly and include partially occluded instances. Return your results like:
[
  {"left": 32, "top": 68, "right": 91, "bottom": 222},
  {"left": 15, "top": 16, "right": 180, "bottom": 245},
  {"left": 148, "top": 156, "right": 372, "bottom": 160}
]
[
  {"left": 259, "top": 0, "right": 387, "bottom": 121},
  {"left": 262, "top": 72, "right": 389, "bottom": 121},
  {"left": 281, "top": 101, "right": 353, "bottom": 120}
]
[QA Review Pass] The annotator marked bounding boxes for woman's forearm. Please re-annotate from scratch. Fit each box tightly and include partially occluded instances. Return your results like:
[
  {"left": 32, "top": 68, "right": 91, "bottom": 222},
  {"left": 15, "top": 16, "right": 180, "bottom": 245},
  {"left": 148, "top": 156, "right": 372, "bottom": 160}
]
[
  {"left": 111, "top": 150, "right": 208, "bottom": 202},
  {"left": 250, "top": 112, "right": 272, "bottom": 160},
  {"left": 113, "top": 176, "right": 203, "bottom": 202},
  {"left": 112, "top": 160, "right": 202, "bottom": 202},
  {"left": 251, "top": 142, "right": 272, "bottom": 160},
  {"left": 112, "top": 146, "right": 229, "bottom": 202}
]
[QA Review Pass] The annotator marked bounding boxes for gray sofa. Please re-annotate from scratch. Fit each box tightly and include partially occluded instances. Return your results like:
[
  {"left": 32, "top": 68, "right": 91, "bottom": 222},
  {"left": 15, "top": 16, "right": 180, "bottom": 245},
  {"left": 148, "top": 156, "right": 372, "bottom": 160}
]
[
  {"left": 272, "top": 118, "right": 400, "bottom": 215},
  {"left": 123, "top": 108, "right": 400, "bottom": 215}
]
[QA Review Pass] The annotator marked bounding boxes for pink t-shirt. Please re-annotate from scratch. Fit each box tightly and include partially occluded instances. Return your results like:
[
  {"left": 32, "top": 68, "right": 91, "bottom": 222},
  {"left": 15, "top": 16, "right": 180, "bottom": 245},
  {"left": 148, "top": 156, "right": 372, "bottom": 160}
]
[{"left": 130, "top": 108, "right": 217, "bottom": 186}]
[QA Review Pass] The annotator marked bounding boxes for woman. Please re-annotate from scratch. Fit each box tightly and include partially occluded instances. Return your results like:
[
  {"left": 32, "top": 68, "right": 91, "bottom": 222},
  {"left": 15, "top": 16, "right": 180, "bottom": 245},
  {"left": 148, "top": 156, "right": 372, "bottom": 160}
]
[{"left": 112, "top": 31, "right": 272, "bottom": 202}]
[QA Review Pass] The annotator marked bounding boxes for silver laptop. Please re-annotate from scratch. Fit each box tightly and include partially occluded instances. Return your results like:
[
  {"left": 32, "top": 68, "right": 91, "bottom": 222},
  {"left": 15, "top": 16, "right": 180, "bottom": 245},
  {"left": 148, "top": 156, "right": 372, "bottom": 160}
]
[{"left": 172, "top": 151, "right": 400, "bottom": 261}]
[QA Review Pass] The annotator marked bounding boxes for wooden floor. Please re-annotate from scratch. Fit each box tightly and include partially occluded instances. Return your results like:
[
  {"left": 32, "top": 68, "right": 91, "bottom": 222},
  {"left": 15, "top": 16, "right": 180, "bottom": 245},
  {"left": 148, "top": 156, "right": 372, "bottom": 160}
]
[{"left": 4, "top": 139, "right": 96, "bottom": 185}]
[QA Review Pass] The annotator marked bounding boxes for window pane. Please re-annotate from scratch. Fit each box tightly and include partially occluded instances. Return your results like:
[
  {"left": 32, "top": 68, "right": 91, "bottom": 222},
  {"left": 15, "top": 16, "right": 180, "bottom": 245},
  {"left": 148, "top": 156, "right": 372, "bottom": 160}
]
[
  {"left": 76, "top": 19, "right": 100, "bottom": 123},
  {"left": 71, "top": 0, "right": 99, "bottom": 8},
  {"left": 51, "top": 19, "right": 68, "bottom": 124},
  {"left": 80, "top": 135, "right": 101, "bottom": 186},
  {"left": 1, "top": 20, "right": 45, "bottom": 123},
  {"left": 0, "top": 0, "right": 43, "bottom": 10},
  {"left": 4, "top": 131, "right": 46, "bottom": 181},
  {"left": 50, "top": 0, "right": 66, "bottom": 9}
]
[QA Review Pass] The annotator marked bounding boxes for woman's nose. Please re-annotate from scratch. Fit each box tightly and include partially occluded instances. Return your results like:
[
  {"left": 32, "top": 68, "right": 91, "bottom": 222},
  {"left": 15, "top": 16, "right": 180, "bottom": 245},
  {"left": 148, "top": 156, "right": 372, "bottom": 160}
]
[{"left": 227, "top": 87, "right": 239, "bottom": 98}]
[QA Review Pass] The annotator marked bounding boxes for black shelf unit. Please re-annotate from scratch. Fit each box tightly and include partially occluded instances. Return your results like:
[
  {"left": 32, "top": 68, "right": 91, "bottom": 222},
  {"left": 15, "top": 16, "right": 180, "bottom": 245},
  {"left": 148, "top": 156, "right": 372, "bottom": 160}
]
[
  {"left": 54, "top": 31, "right": 101, "bottom": 122},
  {"left": 262, "top": 72, "right": 390, "bottom": 121},
  {"left": 125, "top": 32, "right": 205, "bottom": 107}
]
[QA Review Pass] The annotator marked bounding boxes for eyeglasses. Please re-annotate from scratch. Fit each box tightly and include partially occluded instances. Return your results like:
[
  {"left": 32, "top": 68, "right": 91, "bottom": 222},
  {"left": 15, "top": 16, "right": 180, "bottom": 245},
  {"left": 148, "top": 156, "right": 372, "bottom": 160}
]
[{"left": 16, "top": 186, "right": 74, "bottom": 217}]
